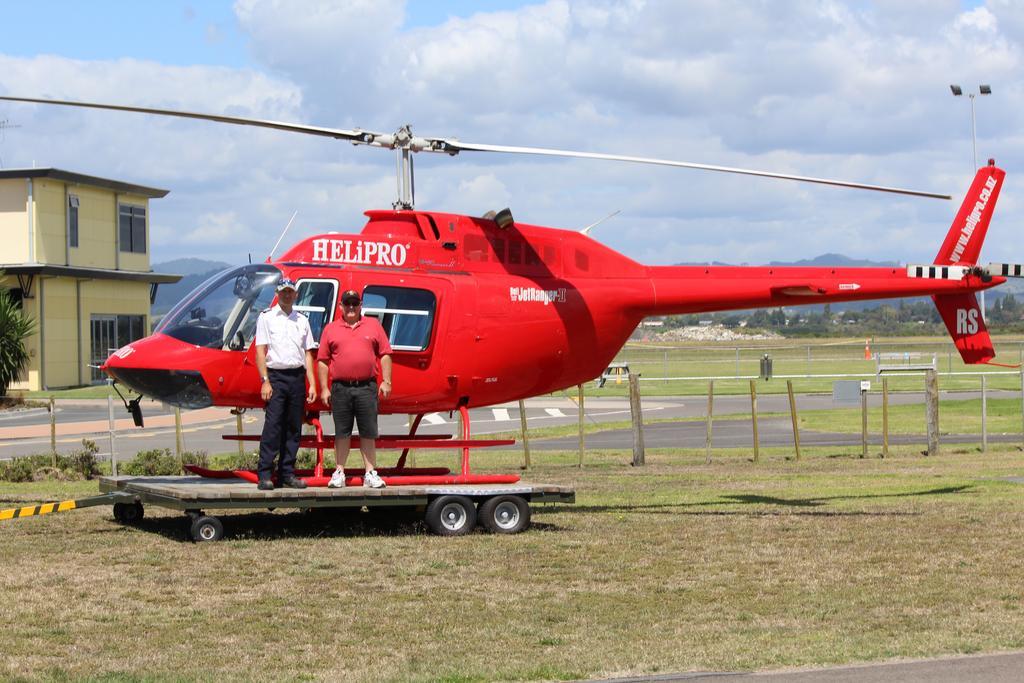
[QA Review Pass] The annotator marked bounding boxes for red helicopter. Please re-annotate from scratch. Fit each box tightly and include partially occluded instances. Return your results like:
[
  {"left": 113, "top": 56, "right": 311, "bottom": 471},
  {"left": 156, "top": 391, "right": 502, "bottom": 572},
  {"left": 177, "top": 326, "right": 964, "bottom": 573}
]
[{"left": 3, "top": 96, "right": 1020, "bottom": 487}]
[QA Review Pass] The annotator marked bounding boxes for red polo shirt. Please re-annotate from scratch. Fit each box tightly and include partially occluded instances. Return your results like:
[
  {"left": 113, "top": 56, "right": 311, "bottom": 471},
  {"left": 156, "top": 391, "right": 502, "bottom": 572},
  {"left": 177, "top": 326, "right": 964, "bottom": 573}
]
[{"left": 317, "top": 316, "right": 393, "bottom": 382}]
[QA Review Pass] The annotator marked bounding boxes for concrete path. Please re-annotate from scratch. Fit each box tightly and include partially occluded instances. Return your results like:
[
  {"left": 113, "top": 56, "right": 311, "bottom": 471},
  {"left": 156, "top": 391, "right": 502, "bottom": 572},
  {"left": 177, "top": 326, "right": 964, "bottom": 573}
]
[{"left": 596, "top": 650, "right": 1024, "bottom": 682}]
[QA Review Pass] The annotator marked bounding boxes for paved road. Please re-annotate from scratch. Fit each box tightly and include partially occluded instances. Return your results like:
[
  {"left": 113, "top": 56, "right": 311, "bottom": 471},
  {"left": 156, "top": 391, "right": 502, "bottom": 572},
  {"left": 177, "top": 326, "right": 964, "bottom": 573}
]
[
  {"left": 596, "top": 650, "right": 1024, "bottom": 682},
  {"left": 1, "top": 390, "right": 1019, "bottom": 459}
]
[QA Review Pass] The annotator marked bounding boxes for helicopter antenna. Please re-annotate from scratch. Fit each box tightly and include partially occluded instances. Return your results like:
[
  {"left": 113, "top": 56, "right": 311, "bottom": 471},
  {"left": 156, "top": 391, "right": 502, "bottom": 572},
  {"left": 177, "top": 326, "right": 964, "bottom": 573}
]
[
  {"left": 581, "top": 209, "right": 620, "bottom": 236},
  {"left": 267, "top": 210, "right": 298, "bottom": 262}
]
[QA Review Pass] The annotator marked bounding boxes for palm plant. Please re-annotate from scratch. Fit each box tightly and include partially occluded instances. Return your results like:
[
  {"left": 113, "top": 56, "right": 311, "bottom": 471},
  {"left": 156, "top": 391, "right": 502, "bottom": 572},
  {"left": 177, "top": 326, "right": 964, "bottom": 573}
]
[{"left": 0, "top": 278, "right": 36, "bottom": 396}]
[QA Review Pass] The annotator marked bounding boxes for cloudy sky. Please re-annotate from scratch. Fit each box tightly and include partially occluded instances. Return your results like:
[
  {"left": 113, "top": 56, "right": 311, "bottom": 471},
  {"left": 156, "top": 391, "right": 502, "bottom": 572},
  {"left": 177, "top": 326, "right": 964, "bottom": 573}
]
[{"left": 0, "top": 0, "right": 1020, "bottom": 269}]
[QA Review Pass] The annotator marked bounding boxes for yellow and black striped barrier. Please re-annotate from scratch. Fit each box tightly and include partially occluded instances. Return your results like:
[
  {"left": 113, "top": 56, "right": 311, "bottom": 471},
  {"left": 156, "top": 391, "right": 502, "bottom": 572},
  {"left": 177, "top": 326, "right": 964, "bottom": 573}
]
[{"left": 0, "top": 493, "right": 128, "bottom": 521}]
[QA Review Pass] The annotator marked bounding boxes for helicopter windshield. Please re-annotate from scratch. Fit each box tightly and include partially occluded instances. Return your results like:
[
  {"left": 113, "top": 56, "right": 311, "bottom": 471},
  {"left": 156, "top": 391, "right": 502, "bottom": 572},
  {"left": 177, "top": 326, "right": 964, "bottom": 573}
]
[{"left": 155, "top": 264, "right": 282, "bottom": 350}]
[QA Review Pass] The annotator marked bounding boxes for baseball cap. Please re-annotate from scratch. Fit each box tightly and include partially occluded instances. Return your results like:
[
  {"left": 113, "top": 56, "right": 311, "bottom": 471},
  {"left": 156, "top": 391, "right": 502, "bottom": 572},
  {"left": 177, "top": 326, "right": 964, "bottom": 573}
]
[
  {"left": 276, "top": 278, "right": 297, "bottom": 292},
  {"left": 341, "top": 289, "right": 361, "bottom": 304}
]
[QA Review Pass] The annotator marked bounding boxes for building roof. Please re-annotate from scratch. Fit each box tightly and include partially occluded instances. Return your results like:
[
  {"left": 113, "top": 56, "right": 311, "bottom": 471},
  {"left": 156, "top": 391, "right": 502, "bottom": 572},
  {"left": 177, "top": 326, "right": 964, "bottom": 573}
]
[
  {"left": 0, "top": 263, "right": 181, "bottom": 284},
  {"left": 0, "top": 168, "right": 169, "bottom": 198}
]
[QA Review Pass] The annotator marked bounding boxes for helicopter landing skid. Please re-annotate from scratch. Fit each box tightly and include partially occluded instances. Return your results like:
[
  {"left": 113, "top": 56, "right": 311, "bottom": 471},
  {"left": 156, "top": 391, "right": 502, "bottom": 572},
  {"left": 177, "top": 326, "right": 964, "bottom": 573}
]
[{"left": 188, "top": 405, "right": 520, "bottom": 487}]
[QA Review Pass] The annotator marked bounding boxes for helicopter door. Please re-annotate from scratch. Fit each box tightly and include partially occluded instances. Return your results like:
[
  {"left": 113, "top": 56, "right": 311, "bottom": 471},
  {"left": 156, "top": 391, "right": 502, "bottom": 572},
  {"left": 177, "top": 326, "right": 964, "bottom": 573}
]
[{"left": 351, "top": 275, "right": 463, "bottom": 409}]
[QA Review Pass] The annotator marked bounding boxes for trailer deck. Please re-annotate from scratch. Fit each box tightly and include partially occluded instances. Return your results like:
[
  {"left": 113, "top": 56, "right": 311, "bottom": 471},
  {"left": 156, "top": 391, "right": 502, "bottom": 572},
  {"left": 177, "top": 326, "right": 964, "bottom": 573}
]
[{"left": 97, "top": 475, "right": 575, "bottom": 541}]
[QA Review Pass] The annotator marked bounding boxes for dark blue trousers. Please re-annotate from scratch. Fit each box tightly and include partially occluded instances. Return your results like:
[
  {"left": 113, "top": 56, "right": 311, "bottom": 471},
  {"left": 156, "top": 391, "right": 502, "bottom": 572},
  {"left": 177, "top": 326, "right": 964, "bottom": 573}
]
[{"left": 258, "top": 367, "right": 306, "bottom": 481}]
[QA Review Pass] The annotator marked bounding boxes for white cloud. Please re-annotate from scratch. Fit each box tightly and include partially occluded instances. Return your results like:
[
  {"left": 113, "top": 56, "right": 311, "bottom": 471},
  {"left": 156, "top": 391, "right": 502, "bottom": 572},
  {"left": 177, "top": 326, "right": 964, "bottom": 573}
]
[{"left": 2, "top": 0, "right": 1024, "bottom": 269}]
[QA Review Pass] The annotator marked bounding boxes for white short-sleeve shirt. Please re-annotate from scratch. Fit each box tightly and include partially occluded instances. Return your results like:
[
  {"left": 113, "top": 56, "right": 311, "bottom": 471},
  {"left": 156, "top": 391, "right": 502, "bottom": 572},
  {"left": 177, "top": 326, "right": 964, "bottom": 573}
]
[{"left": 254, "top": 305, "right": 315, "bottom": 369}]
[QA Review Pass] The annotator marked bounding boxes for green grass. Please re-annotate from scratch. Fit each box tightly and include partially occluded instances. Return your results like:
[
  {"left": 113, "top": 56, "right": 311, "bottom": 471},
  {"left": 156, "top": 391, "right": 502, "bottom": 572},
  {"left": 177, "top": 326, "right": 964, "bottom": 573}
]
[
  {"left": 5, "top": 445, "right": 1024, "bottom": 680},
  {"left": 583, "top": 334, "right": 1024, "bottom": 396},
  {"left": 794, "top": 397, "right": 1024, "bottom": 436},
  {"left": 18, "top": 385, "right": 119, "bottom": 399}
]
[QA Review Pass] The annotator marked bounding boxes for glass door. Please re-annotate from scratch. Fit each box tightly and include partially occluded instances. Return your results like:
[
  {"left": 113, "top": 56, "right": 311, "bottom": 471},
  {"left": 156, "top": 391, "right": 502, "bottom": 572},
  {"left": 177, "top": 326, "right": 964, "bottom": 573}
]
[{"left": 90, "top": 315, "right": 116, "bottom": 383}]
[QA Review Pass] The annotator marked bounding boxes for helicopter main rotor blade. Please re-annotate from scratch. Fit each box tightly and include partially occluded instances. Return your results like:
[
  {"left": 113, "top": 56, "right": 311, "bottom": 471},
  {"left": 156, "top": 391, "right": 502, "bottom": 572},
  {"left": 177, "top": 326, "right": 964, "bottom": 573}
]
[
  {"left": 0, "top": 95, "right": 378, "bottom": 143},
  {"left": 0, "top": 95, "right": 951, "bottom": 200},
  {"left": 435, "top": 139, "right": 952, "bottom": 200}
]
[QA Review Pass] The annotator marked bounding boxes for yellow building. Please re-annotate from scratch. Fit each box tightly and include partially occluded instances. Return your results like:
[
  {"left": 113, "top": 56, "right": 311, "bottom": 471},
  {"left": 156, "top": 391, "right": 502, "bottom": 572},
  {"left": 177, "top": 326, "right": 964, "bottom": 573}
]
[{"left": 0, "top": 168, "right": 180, "bottom": 390}]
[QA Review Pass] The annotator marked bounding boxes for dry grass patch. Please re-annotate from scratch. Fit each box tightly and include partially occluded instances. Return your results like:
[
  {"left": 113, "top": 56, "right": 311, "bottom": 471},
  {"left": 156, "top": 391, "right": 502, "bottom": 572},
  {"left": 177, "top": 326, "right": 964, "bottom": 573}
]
[{"left": 3, "top": 446, "right": 1024, "bottom": 681}]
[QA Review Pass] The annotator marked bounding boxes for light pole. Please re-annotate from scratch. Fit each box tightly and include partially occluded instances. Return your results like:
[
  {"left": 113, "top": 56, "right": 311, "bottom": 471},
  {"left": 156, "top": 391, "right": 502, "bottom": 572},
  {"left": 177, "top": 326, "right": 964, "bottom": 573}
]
[
  {"left": 950, "top": 84, "right": 991, "bottom": 170},
  {"left": 950, "top": 83, "right": 992, "bottom": 319}
]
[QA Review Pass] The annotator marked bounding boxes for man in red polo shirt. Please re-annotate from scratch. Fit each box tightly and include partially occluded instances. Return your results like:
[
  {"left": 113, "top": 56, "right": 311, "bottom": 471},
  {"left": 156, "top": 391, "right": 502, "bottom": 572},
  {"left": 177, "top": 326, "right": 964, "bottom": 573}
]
[{"left": 317, "top": 289, "right": 393, "bottom": 488}]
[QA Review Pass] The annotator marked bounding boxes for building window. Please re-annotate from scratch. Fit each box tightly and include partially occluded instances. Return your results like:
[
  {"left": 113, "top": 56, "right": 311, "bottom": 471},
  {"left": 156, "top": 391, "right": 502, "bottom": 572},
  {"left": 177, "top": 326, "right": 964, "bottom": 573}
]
[
  {"left": 90, "top": 313, "right": 146, "bottom": 382},
  {"left": 119, "top": 204, "right": 147, "bottom": 254},
  {"left": 68, "top": 195, "right": 79, "bottom": 248},
  {"left": 362, "top": 285, "right": 436, "bottom": 352}
]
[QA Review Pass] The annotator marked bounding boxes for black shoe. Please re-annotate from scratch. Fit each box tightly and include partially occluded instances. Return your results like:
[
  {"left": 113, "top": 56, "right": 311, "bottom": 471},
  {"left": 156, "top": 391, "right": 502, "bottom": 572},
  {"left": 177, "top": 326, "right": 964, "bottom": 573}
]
[
  {"left": 281, "top": 477, "right": 307, "bottom": 489},
  {"left": 257, "top": 479, "right": 275, "bottom": 491}
]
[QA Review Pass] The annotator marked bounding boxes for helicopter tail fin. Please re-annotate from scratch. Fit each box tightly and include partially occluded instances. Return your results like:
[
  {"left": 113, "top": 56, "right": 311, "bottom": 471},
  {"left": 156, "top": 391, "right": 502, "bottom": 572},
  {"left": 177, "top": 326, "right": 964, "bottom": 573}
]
[
  {"left": 928, "top": 162, "right": 1009, "bottom": 365},
  {"left": 934, "top": 162, "right": 1004, "bottom": 266},
  {"left": 932, "top": 292, "right": 995, "bottom": 365}
]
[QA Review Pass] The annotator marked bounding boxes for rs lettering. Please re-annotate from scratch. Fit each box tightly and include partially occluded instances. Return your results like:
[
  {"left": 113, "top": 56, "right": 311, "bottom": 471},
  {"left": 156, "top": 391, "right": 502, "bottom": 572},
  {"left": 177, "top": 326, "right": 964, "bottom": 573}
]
[{"left": 956, "top": 308, "right": 979, "bottom": 335}]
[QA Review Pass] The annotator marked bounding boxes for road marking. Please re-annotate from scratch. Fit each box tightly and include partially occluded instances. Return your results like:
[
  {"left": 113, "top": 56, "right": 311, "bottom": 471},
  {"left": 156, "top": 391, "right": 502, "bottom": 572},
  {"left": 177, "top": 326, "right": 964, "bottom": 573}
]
[
  {"left": 492, "top": 408, "right": 511, "bottom": 421},
  {"left": 544, "top": 408, "right": 566, "bottom": 417},
  {"left": 422, "top": 413, "right": 446, "bottom": 425}
]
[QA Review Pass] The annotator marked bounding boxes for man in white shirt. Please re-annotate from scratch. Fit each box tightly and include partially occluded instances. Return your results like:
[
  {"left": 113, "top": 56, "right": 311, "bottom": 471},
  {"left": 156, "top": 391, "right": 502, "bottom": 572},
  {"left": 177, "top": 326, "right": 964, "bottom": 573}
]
[{"left": 254, "top": 278, "right": 317, "bottom": 490}]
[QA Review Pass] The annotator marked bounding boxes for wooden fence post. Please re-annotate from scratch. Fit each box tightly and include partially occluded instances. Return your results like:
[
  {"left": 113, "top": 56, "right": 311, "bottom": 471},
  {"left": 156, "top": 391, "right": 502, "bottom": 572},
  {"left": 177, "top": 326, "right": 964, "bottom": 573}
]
[
  {"left": 882, "top": 377, "right": 889, "bottom": 458},
  {"left": 577, "top": 383, "right": 585, "bottom": 468},
  {"left": 629, "top": 373, "right": 645, "bottom": 466},
  {"left": 49, "top": 396, "right": 57, "bottom": 467},
  {"left": 925, "top": 369, "right": 939, "bottom": 457},
  {"left": 518, "top": 399, "right": 531, "bottom": 470},
  {"left": 786, "top": 380, "right": 800, "bottom": 461},
  {"left": 749, "top": 380, "right": 759, "bottom": 462},
  {"left": 235, "top": 411, "right": 245, "bottom": 458},
  {"left": 174, "top": 407, "right": 184, "bottom": 457},
  {"left": 705, "top": 380, "right": 714, "bottom": 464},
  {"left": 107, "top": 395, "right": 118, "bottom": 477},
  {"left": 861, "top": 385, "right": 868, "bottom": 459},
  {"left": 981, "top": 374, "right": 988, "bottom": 453}
]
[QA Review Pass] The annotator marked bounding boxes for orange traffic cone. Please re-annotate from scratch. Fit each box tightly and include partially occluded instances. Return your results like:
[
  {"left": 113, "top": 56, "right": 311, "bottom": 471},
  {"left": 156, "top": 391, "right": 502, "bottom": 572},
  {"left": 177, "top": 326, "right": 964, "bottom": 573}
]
[{"left": 864, "top": 339, "right": 871, "bottom": 360}]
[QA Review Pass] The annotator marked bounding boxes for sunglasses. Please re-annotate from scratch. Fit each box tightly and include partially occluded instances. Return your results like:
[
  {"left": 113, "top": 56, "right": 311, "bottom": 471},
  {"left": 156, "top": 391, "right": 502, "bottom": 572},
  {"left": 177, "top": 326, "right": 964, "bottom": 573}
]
[{"left": 343, "top": 301, "right": 361, "bottom": 307}]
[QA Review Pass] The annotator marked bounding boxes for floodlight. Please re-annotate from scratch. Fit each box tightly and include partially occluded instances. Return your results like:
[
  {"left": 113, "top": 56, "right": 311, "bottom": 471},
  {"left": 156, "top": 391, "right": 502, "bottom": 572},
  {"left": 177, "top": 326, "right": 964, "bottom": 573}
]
[
  {"left": 950, "top": 84, "right": 963, "bottom": 96},
  {"left": 980, "top": 84, "right": 992, "bottom": 95}
]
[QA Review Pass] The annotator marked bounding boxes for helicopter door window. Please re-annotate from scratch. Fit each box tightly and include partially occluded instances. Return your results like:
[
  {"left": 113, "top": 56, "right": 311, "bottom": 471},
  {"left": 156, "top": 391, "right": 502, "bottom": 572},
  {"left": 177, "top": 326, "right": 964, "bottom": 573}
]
[
  {"left": 361, "top": 285, "right": 436, "bottom": 352},
  {"left": 294, "top": 279, "right": 337, "bottom": 343}
]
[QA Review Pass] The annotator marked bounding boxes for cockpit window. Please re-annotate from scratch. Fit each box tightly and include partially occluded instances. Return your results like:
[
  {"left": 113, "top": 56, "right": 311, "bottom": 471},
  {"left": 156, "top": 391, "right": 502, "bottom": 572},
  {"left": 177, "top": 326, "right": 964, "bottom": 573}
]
[{"left": 155, "top": 264, "right": 282, "bottom": 350}]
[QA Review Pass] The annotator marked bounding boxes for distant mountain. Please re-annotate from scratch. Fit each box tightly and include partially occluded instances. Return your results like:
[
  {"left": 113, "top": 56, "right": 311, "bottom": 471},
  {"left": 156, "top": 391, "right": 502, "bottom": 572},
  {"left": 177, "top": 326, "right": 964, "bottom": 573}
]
[
  {"left": 674, "top": 253, "right": 898, "bottom": 268},
  {"left": 153, "top": 257, "right": 231, "bottom": 277},
  {"left": 152, "top": 258, "right": 232, "bottom": 316},
  {"left": 768, "top": 253, "right": 899, "bottom": 268}
]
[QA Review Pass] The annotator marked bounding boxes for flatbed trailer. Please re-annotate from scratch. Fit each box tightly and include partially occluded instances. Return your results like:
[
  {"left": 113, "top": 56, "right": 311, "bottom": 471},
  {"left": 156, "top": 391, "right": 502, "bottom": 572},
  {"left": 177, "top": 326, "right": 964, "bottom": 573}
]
[{"left": 94, "top": 475, "right": 574, "bottom": 541}]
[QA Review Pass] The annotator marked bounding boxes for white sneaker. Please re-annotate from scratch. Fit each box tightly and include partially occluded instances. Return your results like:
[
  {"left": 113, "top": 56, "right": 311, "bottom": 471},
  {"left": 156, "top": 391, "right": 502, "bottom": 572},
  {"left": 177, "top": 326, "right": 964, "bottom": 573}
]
[
  {"left": 328, "top": 469, "right": 346, "bottom": 488},
  {"left": 363, "top": 469, "right": 386, "bottom": 488}
]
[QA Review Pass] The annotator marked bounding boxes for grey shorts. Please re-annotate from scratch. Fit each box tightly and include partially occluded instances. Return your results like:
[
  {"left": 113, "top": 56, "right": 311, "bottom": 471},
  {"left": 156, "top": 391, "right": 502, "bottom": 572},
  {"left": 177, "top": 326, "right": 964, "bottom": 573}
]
[{"left": 330, "top": 381, "right": 379, "bottom": 439}]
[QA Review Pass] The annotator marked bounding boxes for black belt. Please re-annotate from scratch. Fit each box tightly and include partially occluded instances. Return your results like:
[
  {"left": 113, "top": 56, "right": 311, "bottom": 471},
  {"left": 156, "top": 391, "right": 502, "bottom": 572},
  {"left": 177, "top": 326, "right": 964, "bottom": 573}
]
[
  {"left": 269, "top": 367, "right": 305, "bottom": 374},
  {"left": 333, "top": 378, "right": 374, "bottom": 387}
]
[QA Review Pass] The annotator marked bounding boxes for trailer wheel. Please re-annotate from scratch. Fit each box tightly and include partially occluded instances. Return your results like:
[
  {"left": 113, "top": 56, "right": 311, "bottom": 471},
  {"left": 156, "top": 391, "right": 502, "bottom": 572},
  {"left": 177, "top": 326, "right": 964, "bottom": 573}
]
[
  {"left": 479, "top": 495, "right": 530, "bottom": 534},
  {"left": 425, "top": 495, "right": 477, "bottom": 536},
  {"left": 113, "top": 501, "right": 144, "bottom": 524},
  {"left": 190, "top": 515, "right": 224, "bottom": 542}
]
